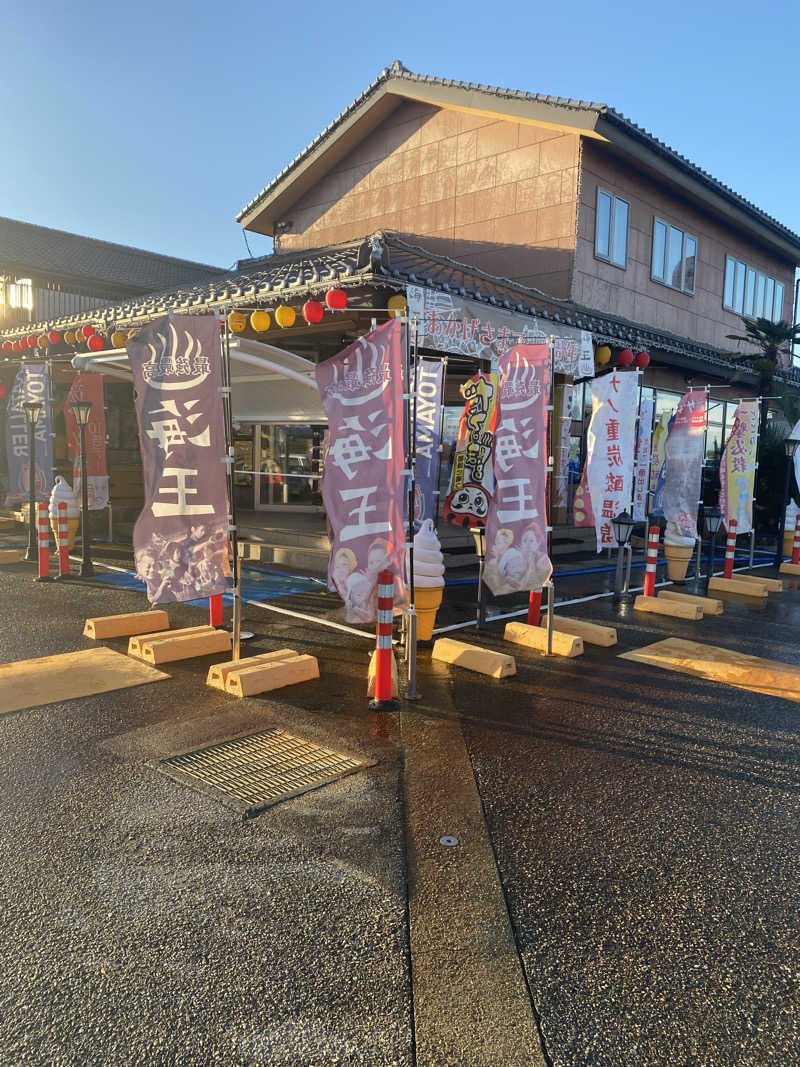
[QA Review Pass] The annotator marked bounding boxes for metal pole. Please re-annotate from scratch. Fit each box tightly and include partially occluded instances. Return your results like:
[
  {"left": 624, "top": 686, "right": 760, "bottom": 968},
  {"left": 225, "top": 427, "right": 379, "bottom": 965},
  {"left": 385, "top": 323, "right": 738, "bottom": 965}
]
[
  {"left": 613, "top": 544, "right": 625, "bottom": 598},
  {"left": 406, "top": 316, "right": 420, "bottom": 699},
  {"left": 774, "top": 452, "right": 793, "bottom": 569},
  {"left": 221, "top": 316, "right": 241, "bottom": 660},
  {"left": 79, "top": 423, "right": 94, "bottom": 577},
  {"left": 623, "top": 542, "right": 633, "bottom": 596},
  {"left": 545, "top": 336, "right": 555, "bottom": 654},
  {"left": 24, "top": 419, "right": 37, "bottom": 562}
]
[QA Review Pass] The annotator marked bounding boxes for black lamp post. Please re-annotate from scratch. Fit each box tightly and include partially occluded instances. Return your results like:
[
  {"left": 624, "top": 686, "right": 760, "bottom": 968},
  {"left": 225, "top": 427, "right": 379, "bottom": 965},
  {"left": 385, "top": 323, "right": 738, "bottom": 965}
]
[
  {"left": 612, "top": 510, "right": 636, "bottom": 601},
  {"left": 22, "top": 400, "right": 43, "bottom": 562},
  {"left": 70, "top": 399, "right": 95, "bottom": 578},
  {"left": 774, "top": 434, "right": 800, "bottom": 568},
  {"left": 704, "top": 506, "right": 723, "bottom": 581}
]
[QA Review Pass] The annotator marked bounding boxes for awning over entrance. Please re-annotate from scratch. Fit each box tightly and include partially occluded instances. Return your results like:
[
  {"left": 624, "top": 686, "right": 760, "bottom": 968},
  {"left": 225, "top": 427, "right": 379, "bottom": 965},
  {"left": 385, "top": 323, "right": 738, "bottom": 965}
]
[{"left": 73, "top": 336, "right": 326, "bottom": 424}]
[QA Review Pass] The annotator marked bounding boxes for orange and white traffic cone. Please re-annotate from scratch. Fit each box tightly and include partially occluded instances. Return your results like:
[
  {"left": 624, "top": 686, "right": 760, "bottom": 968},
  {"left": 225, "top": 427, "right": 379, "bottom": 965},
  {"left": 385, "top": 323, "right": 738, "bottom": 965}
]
[
  {"left": 369, "top": 569, "right": 399, "bottom": 710},
  {"left": 643, "top": 525, "right": 660, "bottom": 597},
  {"left": 35, "top": 502, "right": 52, "bottom": 582},
  {"left": 723, "top": 519, "right": 738, "bottom": 579},
  {"left": 792, "top": 515, "right": 800, "bottom": 566}
]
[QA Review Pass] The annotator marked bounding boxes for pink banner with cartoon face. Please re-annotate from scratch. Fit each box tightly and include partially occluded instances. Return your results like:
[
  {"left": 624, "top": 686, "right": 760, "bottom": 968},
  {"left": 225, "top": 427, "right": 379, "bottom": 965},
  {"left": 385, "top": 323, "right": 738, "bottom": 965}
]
[
  {"left": 483, "top": 344, "right": 552, "bottom": 596},
  {"left": 316, "top": 320, "right": 406, "bottom": 623}
]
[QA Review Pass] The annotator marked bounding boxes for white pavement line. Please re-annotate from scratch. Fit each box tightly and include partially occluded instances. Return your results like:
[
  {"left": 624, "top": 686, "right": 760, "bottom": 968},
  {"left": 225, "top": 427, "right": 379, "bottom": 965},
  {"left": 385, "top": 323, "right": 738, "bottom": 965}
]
[{"left": 402, "top": 704, "right": 546, "bottom": 1066}]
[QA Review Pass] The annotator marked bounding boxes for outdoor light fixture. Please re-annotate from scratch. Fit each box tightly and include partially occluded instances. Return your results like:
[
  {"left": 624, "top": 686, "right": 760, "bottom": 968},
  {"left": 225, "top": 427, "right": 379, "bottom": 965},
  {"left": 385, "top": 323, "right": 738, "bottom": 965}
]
[
  {"left": 775, "top": 433, "right": 800, "bottom": 567},
  {"left": 22, "top": 400, "right": 43, "bottom": 425},
  {"left": 611, "top": 510, "right": 635, "bottom": 547},
  {"left": 70, "top": 399, "right": 93, "bottom": 426},
  {"left": 22, "top": 400, "right": 44, "bottom": 562},
  {"left": 70, "top": 399, "right": 95, "bottom": 577},
  {"left": 612, "top": 510, "right": 636, "bottom": 602}
]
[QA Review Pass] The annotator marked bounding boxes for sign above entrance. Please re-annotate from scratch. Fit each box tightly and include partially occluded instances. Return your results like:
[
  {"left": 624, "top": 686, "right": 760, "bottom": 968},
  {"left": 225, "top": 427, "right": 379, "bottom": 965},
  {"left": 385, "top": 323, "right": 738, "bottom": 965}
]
[{"left": 407, "top": 286, "right": 595, "bottom": 379}]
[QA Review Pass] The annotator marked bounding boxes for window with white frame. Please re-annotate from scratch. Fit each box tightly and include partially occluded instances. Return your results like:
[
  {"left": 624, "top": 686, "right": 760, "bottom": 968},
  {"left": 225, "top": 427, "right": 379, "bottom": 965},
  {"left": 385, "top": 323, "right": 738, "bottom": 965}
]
[
  {"left": 651, "top": 219, "right": 696, "bottom": 294},
  {"left": 594, "top": 188, "right": 629, "bottom": 268},
  {"left": 723, "top": 256, "right": 785, "bottom": 323}
]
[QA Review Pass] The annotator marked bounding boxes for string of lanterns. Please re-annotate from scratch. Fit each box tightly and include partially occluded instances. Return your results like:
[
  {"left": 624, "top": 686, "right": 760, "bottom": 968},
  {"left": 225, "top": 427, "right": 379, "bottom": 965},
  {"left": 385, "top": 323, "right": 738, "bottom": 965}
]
[
  {"left": 595, "top": 344, "right": 650, "bottom": 369},
  {"left": 1, "top": 322, "right": 139, "bottom": 355}
]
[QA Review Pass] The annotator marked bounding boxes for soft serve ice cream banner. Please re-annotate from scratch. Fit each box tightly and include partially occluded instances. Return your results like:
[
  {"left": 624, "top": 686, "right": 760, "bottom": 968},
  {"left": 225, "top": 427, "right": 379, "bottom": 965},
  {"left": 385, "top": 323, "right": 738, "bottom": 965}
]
[
  {"left": 317, "top": 320, "right": 407, "bottom": 624},
  {"left": 483, "top": 344, "right": 552, "bottom": 596}
]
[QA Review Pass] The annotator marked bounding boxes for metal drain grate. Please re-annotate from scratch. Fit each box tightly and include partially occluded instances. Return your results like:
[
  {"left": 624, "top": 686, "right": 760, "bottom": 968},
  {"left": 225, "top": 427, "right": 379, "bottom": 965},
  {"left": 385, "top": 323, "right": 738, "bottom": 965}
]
[{"left": 157, "top": 728, "right": 371, "bottom": 818}]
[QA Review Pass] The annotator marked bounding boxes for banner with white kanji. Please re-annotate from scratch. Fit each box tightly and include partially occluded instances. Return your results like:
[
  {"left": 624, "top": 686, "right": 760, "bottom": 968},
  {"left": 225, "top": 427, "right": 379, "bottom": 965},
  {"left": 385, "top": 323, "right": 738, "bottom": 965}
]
[
  {"left": 442, "top": 371, "right": 498, "bottom": 528},
  {"left": 585, "top": 371, "right": 639, "bottom": 552},
  {"left": 661, "top": 389, "right": 707, "bottom": 539},
  {"left": 632, "top": 391, "right": 654, "bottom": 521},
  {"left": 316, "top": 319, "right": 406, "bottom": 624},
  {"left": 128, "top": 314, "right": 231, "bottom": 604},
  {"left": 483, "top": 344, "right": 552, "bottom": 596},
  {"left": 5, "top": 361, "right": 54, "bottom": 505},
  {"left": 65, "top": 372, "right": 109, "bottom": 509},
  {"left": 719, "top": 400, "right": 758, "bottom": 535}
]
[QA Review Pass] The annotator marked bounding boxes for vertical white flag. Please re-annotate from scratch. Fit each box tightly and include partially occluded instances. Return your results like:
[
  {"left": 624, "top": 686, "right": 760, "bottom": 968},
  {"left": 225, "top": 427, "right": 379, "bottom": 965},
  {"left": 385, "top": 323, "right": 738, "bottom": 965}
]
[{"left": 585, "top": 372, "right": 639, "bottom": 552}]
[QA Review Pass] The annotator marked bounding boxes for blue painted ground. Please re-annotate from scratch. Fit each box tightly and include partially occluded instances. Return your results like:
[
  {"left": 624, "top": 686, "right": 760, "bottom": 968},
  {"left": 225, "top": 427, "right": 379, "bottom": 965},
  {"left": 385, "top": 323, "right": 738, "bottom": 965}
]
[{"left": 95, "top": 564, "right": 323, "bottom": 605}]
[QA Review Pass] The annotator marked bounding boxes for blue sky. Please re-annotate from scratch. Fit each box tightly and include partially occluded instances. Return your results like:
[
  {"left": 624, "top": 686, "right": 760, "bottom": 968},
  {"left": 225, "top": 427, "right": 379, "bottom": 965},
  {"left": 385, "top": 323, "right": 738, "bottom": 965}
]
[{"left": 2, "top": 0, "right": 797, "bottom": 268}]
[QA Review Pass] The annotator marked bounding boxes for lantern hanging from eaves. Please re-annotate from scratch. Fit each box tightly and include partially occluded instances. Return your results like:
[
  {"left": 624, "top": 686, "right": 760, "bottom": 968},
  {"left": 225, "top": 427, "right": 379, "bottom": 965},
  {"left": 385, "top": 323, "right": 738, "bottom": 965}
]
[
  {"left": 595, "top": 344, "right": 611, "bottom": 365},
  {"left": 302, "top": 300, "right": 324, "bottom": 325},
  {"left": 617, "top": 348, "right": 634, "bottom": 367},
  {"left": 387, "top": 294, "right": 407, "bottom": 319},
  {"left": 325, "top": 288, "right": 348, "bottom": 310},
  {"left": 111, "top": 330, "right": 128, "bottom": 348},
  {"left": 275, "top": 305, "right": 296, "bottom": 329},
  {"left": 228, "top": 311, "right": 248, "bottom": 333},
  {"left": 87, "top": 334, "right": 105, "bottom": 352},
  {"left": 634, "top": 350, "right": 650, "bottom": 368},
  {"left": 250, "top": 310, "right": 271, "bottom": 332}
]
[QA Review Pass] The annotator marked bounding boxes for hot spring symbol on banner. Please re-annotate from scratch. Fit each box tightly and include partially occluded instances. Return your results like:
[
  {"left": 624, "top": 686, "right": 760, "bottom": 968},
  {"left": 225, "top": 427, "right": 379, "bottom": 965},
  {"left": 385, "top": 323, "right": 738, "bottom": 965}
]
[
  {"left": 128, "top": 315, "right": 231, "bottom": 605},
  {"left": 583, "top": 372, "right": 639, "bottom": 552},
  {"left": 316, "top": 319, "right": 406, "bottom": 624},
  {"left": 483, "top": 344, "right": 552, "bottom": 596}
]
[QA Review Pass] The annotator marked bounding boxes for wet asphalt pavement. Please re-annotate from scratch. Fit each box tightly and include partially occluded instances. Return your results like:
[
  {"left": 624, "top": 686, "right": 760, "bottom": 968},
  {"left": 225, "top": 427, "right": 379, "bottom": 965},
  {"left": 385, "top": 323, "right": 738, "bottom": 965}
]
[{"left": 0, "top": 538, "right": 799, "bottom": 1065}]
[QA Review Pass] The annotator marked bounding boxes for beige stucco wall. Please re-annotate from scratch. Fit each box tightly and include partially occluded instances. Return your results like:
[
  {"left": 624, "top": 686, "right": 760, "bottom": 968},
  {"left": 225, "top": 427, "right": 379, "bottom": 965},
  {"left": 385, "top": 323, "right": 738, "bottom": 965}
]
[
  {"left": 574, "top": 139, "right": 795, "bottom": 350},
  {"left": 277, "top": 101, "right": 580, "bottom": 299}
]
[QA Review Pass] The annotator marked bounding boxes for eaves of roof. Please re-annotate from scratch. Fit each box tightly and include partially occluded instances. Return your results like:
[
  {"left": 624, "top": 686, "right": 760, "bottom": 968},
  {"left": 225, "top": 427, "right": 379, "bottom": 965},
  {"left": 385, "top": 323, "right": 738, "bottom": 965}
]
[
  {"left": 237, "top": 61, "right": 800, "bottom": 260},
  {"left": 2, "top": 230, "right": 797, "bottom": 390}
]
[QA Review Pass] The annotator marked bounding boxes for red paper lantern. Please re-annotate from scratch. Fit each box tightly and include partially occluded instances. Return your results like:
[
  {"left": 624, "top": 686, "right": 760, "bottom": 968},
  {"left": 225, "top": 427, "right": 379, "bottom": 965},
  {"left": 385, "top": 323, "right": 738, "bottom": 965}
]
[
  {"left": 87, "top": 334, "right": 105, "bottom": 351},
  {"left": 27, "top": 333, "right": 38, "bottom": 347},
  {"left": 1, "top": 341, "right": 12, "bottom": 353},
  {"left": 48, "top": 330, "right": 62, "bottom": 344},
  {"left": 325, "top": 288, "right": 348, "bottom": 310},
  {"left": 81, "top": 324, "right": 95, "bottom": 338},
  {"left": 634, "top": 350, "right": 650, "bottom": 369},
  {"left": 617, "top": 348, "right": 634, "bottom": 366},
  {"left": 302, "top": 300, "right": 324, "bottom": 325},
  {"left": 0, "top": 383, "right": 5, "bottom": 398},
  {"left": 18, "top": 337, "right": 28, "bottom": 349}
]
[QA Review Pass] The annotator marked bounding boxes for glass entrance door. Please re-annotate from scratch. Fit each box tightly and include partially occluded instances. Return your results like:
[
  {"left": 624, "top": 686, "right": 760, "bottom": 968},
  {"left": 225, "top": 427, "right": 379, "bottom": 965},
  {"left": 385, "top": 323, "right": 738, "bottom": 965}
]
[{"left": 254, "top": 423, "right": 326, "bottom": 511}]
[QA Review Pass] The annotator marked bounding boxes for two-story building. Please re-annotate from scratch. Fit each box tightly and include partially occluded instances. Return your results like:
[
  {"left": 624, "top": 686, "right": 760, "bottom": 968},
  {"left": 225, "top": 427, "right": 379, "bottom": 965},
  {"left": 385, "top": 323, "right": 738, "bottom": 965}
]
[{"left": 2, "top": 62, "right": 798, "bottom": 553}]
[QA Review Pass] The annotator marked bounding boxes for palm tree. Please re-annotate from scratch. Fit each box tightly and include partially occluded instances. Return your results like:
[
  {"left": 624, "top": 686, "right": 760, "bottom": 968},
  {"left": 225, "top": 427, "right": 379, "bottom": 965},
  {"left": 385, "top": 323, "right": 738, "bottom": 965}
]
[{"left": 725, "top": 317, "right": 800, "bottom": 437}]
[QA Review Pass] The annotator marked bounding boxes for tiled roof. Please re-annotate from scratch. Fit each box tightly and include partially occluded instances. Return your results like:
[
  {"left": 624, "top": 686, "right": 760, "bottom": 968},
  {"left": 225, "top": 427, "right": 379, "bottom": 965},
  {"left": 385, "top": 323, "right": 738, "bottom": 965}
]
[
  {"left": 0, "top": 216, "right": 226, "bottom": 292},
  {"left": 1, "top": 230, "right": 795, "bottom": 386},
  {"left": 237, "top": 61, "right": 800, "bottom": 251}
]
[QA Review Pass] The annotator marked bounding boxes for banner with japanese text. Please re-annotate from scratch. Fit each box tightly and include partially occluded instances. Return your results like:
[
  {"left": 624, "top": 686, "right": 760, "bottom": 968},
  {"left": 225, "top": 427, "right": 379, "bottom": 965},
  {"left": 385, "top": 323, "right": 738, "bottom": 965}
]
[
  {"left": 4, "top": 362, "right": 54, "bottom": 505},
  {"left": 128, "top": 314, "right": 231, "bottom": 604},
  {"left": 407, "top": 285, "right": 595, "bottom": 378},
  {"left": 412, "top": 358, "right": 444, "bottom": 531},
  {"left": 317, "top": 319, "right": 406, "bottom": 623},
  {"left": 484, "top": 344, "right": 552, "bottom": 595},
  {"left": 719, "top": 400, "right": 758, "bottom": 534},
  {"left": 552, "top": 383, "right": 575, "bottom": 523},
  {"left": 585, "top": 371, "right": 639, "bottom": 551},
  {"left": 65, "top": 372, "right": 109, "bottom": 509},
  {"left": 632, "top": 391, "right": 654, "bottom": 521},
  {"left": 661, "top": 390, "right": 707, "bottom": 539},
  {"left": 443, "top": 371, "right": 498, "bottom": 528}
]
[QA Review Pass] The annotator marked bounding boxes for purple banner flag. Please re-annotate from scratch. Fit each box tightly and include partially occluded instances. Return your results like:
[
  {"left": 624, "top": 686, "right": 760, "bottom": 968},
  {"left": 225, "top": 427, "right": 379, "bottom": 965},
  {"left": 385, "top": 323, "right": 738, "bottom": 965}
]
[
  {"left": 5, "top": 362, "right": 54, "bottom": 505},
  {"left": 316, "top": 320, "right": 407, "bottom": 623},
  {"left": 128, "top": 314, "right": 231, "bottom": 604},
  {"left": 412, "top": 358, "right": 444, "bottom": 531}
]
